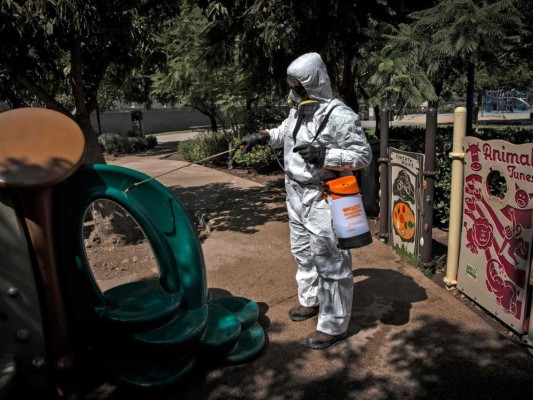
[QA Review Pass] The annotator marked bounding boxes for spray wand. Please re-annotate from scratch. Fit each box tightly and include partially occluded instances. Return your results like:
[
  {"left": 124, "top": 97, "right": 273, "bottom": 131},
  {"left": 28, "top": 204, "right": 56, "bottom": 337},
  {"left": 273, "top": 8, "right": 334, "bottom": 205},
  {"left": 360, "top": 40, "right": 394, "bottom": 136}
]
[{"left": 124, "top": 146, "right": 242, "bottom": 193}]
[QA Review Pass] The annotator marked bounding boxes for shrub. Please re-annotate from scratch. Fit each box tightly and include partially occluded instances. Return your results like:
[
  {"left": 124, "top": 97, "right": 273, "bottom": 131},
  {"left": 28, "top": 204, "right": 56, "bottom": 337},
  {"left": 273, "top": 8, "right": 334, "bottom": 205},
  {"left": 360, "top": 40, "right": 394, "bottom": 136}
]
[
  {"left": 146, "top": 135, "right": 157, "bottom": 148},
  {"left": 98, "top": 133, "right": 125, "bottom": 155},
  {"left": 232, "top": 137, "right": 284, "bottom": 172},
  {"left": 98, "top": 133, "right": 157, "bottom": 156},
  {"left": 178, "top": 132, "right": 228, "bottom": 166},
  {"left": 231, "top": 105, "right": 287, "bottom": 172}
]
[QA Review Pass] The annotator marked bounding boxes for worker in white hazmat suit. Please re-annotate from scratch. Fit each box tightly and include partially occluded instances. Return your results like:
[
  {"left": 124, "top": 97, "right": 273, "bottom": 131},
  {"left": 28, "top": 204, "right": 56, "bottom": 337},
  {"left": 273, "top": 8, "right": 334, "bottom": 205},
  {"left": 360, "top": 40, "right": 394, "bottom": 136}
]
[{"left": 239, "top": 52, "right": 372, "bottom": 349}]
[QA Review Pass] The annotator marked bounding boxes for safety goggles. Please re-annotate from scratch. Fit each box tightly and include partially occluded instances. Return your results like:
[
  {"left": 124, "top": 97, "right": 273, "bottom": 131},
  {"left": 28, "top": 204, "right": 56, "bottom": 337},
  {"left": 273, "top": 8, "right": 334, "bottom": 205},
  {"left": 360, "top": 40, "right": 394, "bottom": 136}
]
[{"left": 287, "top": 75, "right": 307, "bottom": 98}]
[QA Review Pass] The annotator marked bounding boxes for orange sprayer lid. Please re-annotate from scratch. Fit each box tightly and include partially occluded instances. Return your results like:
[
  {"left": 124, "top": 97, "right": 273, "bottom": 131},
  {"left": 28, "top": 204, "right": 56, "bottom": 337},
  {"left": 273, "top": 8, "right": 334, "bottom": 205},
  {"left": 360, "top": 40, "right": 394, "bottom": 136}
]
[{"left": 325, "top": 175, "right": 359, "bottom": 199}]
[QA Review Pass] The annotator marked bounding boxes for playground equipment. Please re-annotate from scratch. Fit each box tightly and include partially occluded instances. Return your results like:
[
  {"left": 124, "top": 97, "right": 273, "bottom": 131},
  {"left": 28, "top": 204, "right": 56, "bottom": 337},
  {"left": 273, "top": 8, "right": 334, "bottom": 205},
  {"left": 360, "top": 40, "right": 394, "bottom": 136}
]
[
  {"left": 0, "top": 108, "right": 265, "bottom": 398},
  {"left": 377, "top": 108, "right": 437, "bottom": 268},
  {"left": 445, "top": 107, "right": 533, "bottom": 349},
  {"left": 484, "top": 90, "right": 530, "bottom": 113}
]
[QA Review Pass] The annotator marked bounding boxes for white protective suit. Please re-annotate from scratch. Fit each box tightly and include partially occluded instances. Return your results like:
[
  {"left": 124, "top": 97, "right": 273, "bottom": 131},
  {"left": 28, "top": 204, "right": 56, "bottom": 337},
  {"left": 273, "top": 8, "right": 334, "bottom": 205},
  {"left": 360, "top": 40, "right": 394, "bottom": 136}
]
[{"left": 266, "top": 53, "right": 372, "bottom": 335}]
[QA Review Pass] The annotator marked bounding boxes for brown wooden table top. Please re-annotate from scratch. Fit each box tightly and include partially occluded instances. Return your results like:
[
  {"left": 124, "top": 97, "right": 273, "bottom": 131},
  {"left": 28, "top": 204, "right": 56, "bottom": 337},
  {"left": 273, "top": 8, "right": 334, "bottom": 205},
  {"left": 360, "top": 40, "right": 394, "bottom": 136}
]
[{"left": 0, "top": 108, "right": 86, "bottom": 189}]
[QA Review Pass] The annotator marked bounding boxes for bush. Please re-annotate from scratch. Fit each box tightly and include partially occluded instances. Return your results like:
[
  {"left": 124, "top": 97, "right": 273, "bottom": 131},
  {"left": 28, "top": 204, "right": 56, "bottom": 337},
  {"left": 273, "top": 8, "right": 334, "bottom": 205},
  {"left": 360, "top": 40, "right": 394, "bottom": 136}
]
[
  {"left": 232, "top": 137, "right": 284, "bottom": 172},
  {"left": 178, "top": 132, "right": 228, "bottom": 166},
  {"left": 177, "top": 106, "right": 287, "bottom": 171},
  {"left": 98, "top": 133, "right": 157, "bottom": 156},
  {"left": 231, "top": 105, "right": 287, "bottom": 172},
  {"left": 146, "top": 135, "right": 157, "bottom": 148}
]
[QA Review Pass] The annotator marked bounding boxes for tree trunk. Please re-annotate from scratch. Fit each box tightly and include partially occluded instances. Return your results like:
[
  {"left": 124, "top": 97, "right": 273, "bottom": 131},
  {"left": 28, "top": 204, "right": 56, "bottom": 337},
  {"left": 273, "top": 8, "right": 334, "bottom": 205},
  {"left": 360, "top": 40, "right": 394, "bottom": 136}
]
[
  {"left": 76, "top": 114, "right": 105, "bottom": 164},
  {"left": 96, "top": 105, "right": 102, "bottom": 136},
  {"left": 374, "top": 106, "right": 382, "bottom": 139},
  {"left": 87, "top": 199, "right": 146, "bottom": 247},
  {"left": 70, "top": 35, "right": 105, "bottom": 164},
  {"left": 195, "top": 106, "right": 218, "bottom": 132},
  {"left": 466, "top": 64, "right": 475, "bottom": 135},
  {"left": 340, "top": 51, "right": 358, "bottom": 111},
  {"left": 227, "top": 141, "right": 234, "bottom": 170},
  {"left": 209, "top": 113, "right": 218, "bottom": 132},
  {"left": 473, "top": 93, "right": 482, "bottom": 126}
]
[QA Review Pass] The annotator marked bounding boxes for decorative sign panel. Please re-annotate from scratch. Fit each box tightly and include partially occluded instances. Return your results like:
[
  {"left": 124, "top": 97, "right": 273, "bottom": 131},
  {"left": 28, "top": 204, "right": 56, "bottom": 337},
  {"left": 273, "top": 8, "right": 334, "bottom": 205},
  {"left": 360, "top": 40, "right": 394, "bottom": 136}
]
[
  {"left": 389, "top": 148, "right": 424, "bottom": 257},
  {"left": 458, "top": 138, "right": 533, "bottom": 333}
]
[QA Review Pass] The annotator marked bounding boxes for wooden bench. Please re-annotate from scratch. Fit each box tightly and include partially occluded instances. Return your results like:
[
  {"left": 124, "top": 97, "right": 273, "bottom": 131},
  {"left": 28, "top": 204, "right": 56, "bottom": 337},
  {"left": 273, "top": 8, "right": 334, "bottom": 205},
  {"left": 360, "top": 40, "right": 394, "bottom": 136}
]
[{"left": 189, "top": 125, "right": 211, "bottom": 132}]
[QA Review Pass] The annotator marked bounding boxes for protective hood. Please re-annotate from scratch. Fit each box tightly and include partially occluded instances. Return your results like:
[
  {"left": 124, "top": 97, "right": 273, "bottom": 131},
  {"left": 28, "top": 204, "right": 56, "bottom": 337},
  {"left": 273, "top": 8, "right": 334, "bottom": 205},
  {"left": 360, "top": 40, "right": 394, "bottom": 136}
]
[{"left": 287, "top": 53, "right": 333, "bottom": 103}]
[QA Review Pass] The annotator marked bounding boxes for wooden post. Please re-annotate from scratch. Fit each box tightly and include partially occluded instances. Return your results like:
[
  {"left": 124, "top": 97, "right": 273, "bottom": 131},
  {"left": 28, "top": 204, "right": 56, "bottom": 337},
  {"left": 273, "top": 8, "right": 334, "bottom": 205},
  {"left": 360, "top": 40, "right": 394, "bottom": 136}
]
[
  {"left": 378, "top": 109, "right": 390, "bottom": 242},
  {"left": 444, "top": 107, "right": 467, "bottom": 287},
  {"left": 420, "top": 107, "right": 437, "bottom": 268}
]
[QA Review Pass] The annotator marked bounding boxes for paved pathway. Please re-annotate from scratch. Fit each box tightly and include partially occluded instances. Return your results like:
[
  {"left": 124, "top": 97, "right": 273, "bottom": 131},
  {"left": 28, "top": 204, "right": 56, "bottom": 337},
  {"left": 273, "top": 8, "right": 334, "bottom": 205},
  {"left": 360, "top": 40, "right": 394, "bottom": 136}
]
[{"left": 103, "top": 154, "right": 533, "bottom": 400}]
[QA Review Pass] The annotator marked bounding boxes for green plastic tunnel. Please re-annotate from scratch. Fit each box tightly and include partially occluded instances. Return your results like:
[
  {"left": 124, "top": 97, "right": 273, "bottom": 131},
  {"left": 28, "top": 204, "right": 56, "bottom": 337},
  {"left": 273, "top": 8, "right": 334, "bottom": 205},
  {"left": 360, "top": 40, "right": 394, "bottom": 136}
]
[{"left": 53, "top": 164, "right": 265, "bottom": 388}]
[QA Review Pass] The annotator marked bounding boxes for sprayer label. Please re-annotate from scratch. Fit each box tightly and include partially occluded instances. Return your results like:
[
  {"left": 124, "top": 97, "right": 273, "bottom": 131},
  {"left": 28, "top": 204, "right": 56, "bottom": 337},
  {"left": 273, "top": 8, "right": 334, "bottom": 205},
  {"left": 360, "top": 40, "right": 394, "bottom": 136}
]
[{"left": 343, "top": 204, "right": 361, "bottom": 219}]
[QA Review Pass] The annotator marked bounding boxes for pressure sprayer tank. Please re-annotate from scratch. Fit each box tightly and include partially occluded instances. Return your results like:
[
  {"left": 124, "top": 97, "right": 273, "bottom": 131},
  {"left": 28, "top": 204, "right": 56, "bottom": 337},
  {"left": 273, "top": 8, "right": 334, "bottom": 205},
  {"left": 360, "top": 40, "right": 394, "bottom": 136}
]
[{"left": 325, "top": 175, "right": 372, "bottom": 249}]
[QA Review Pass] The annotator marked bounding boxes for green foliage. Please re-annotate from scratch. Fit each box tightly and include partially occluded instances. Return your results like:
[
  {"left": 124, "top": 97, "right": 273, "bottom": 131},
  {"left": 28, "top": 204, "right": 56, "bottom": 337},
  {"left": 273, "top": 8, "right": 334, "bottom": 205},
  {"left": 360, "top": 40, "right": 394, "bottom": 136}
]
[
  {"left": 146, "top": 135, "right": 158, "bottom": 148},
  {"left": 1, "top": 1, "right": 179, "bottom": 109},
  {"left": 98, "top": 133, "right": 157, "bottom": 156},
  {"left": 240, "top": 106, "right": 287, "bottom": 135},
  {"left": 151, "top": 4, "right": 245, "bottom": 119},
  {"left": 177, "top": 132, "right": 228, "bottom": 166},
  {"left": 232, "top": 105, "right": 286, "bottom": 172},
  {"left": 232, "top": 142, "right": 276, "bottom": 171},
  {"left": 394, "top": 244, "right": 438, "bottom": 277},
  {"left": 394, "top": 244, "right": 425, "bottom": 275},
  {"left": 365, "top": 34, "right": 438, "bottom": 112},
  {"left": 411, "top": 0, "right": 521, "bottom": 62},
  {"left": 389, "top": 125, "right": 533, "bottom": 227}
]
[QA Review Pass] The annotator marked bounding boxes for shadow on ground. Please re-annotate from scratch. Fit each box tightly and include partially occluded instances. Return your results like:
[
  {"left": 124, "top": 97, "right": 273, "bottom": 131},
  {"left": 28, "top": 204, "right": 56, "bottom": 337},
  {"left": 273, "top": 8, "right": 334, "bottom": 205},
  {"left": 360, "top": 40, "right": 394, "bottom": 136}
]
[
  {"left": 64, "top": 266, "right": 532, "bottom": 400},
  {"left": 169, "top": 181, "right": 288, "bottom": 234},
  {"left": 350, "top": 267, "right": 428, "bottom": 332}
]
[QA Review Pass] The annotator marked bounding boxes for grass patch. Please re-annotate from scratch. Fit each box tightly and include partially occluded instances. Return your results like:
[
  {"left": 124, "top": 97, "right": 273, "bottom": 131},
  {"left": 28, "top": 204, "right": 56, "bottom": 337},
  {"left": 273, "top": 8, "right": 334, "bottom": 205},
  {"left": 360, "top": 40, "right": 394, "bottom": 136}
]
[{"left": 394, "top": 244, "right": 436, "bottom": 277}]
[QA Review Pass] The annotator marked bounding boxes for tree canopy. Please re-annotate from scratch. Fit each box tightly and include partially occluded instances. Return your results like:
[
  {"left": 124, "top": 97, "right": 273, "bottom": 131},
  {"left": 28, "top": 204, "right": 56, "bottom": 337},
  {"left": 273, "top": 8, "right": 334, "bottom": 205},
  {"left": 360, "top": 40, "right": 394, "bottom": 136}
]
[
  {"left": 0, "top": 0, "right": 181, "bottom": 162},
  {"left": 1, "top": 0, "right": 531, "bottom": 159}
]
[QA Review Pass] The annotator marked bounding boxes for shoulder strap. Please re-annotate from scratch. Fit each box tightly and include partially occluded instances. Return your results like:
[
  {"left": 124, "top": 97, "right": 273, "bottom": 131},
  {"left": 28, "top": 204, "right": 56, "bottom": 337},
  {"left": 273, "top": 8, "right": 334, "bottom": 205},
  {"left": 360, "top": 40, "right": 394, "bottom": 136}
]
[
  {"left": 310, "top": 105, "right": 337, "bottom": 145},
  {"left": 292, "top": 113, "right": 305, "bottom": 142}
]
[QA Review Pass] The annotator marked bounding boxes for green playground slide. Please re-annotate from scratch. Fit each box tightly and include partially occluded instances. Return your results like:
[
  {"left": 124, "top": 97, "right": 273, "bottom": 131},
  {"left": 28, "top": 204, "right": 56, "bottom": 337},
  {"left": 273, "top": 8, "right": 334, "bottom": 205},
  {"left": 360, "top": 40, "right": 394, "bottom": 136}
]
[{"left": 53, "top": 164, "right": 266, "bottom": 388}]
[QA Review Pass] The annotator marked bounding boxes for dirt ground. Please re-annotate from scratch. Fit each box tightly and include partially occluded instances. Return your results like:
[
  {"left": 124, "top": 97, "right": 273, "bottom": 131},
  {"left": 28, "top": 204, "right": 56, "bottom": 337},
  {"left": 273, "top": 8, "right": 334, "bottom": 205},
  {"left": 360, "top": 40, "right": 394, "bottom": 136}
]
[
  {"left": 91, "top": 148, "right": 287, "bottom": 292},
  {"left": 88, "top": 141, "right": 522, "bottom": 351},
  {"left": 94, "top": 142, "right": 448, "bottom": 294},
  {"left": 83, "top": 219, "right": 159, "bottom": 292}
]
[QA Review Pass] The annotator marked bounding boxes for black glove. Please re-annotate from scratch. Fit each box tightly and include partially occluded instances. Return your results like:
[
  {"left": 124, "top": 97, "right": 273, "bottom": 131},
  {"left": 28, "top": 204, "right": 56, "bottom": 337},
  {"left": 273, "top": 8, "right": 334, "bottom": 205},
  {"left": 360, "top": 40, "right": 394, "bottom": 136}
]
[
  {"left": 237, "top": 131, "right": 270, "bottom": 154},
  {"left": 293, "top": 143, "right": 326, "bottom": 166}
]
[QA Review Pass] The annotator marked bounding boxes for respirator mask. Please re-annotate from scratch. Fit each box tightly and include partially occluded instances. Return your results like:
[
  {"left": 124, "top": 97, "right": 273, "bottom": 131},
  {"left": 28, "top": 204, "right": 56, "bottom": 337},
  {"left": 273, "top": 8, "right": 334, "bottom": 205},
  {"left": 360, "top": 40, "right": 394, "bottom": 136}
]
[{"left": 286, "top": 75, "right": 319, "bottom": 116}]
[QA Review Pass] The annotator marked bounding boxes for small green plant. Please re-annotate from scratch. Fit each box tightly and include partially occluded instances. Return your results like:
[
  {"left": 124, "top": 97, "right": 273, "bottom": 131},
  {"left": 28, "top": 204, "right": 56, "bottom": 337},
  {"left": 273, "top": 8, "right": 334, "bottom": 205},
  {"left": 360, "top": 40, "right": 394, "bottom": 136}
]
[
  {"left": 178, "top": 132, "right": 227, "bottom": 166},
  {"left": 393, "top": 244, "right": 436, "bottom": 276},
  {"left": 146, "top": 135, "right": 157, "bottom": 148},
  {"left": 394, "top": 244, "right": 420, "bottom": 266},
  {"left": 232, "top": 139, "right": 283, "bottom": 171}
]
